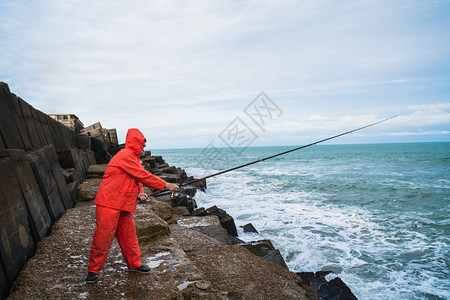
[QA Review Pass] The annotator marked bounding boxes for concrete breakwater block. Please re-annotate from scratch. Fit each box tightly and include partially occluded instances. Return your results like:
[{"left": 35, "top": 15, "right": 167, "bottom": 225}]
[
  {"left": 296, "top": 272, "right": 357, "bottom": 300},
  {"left": 76, "top": 178, "right": 102, "bottom": 202},
  {"left": 0, "top": 83, "right": 25, "bottom": 149},
  {"left": 170, "top": 224, "right": 319, "bottom": 300},
  {"left": 57, "top": 148, "right": 95, "bottom": 184},
  {"left": 2, "top": 149, "right": 52, "bottom": 242},
  {"left": 0, "top": 157, "right": 35, "bottom": 285},
  {"left": 241, "top": 223, "right": 259, "bottom": 233},
  {"left": 141, "top": 199, "right": 174, "bottom": 223},
  {"left": 0, "top": 260, "right": 7, "bottom": 300},
  {"left": 28, "top": 148, "right": 66, "bottom": 222},
  {"left": 135, "top": 206, "right": 171, "bottom": 243},
  {"left": 2, "top": 86, "right": 32, "bottom": 149},
  {"left": 241, "top": 240, "right": 289, "bottom": 269},
  {"left": 17, "top": 96, "right": 42, "bottom": 148},
  {"left": 176, "top": 216, "right": 231, "bottom": 246},
  {"left": 86, "top": 164, "right": 107, "bottom": 179},
  {"left": 44, "top": 145, "right": 73, "bottom": 209}
]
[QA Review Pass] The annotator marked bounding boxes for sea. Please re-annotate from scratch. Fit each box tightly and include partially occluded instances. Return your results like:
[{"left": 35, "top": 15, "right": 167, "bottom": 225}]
[{"left": 153, "top": 142, "right": 450, "bottom": 300}]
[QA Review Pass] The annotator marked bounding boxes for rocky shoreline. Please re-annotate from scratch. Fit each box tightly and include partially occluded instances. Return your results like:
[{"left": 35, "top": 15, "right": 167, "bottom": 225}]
[{"left": 0, "top": 82, "right": 357, "bottom": 299}]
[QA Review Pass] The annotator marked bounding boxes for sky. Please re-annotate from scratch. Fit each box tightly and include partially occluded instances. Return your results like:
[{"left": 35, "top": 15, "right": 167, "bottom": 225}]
[{"left": 1, "top": 0, "right": 449, "bottom": 149}]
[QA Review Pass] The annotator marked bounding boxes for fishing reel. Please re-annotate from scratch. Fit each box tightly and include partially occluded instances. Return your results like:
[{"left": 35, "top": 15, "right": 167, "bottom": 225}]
[{"left": 171, "top": 191, "right": 182, "bottom": 199}]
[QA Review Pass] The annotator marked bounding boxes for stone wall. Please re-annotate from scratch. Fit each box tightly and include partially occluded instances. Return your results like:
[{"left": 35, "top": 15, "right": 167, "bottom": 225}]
[
  {"left": 0, "top": 83, "right": 96, "bottom": 299},
  {"left": 0, "top": 83, "right": 77, "bottom": 152}
]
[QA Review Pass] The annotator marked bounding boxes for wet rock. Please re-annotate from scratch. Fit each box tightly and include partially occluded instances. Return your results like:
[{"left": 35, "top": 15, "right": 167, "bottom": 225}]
[
  {"left": 192, "top": 207, "right": 208, "bottom": 216},
  {"left": 220, "top": 214, "right": 238, "bottom": 237},
  {"left": 241, "top": 240, "right": 289, "bottom": 269},
  {"left": 240, "top": 223, "right": 259, "bottom": 233},
  {"left": 296, "top": 271, "right": 331, "bottom": 290},
  {"left": 320, "top": 277, "right": 358, "bottom": 300},
  {"left": 228, "top": 235, "right": 246, "bottom": 245},
  {"left": 76, "top": 178, "right": 102, "bottom": 202},
  {"left": 206, "top": 205, "right": 226, "bottom": 218}
]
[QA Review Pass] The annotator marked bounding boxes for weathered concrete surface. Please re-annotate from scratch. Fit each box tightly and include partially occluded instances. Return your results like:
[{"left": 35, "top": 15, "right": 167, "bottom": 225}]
[
  {"left": 8, "top": 206, "right": 185, "bottom": 300},
  {"left": 176, "top": 216, "right": 231, "bottom": 246},
  {"left": 76, "top": 179, "right": 102, "bottom": 202},
  {"left": 8, "top": 204, "right": 318, "bottom": 300},
  {"left": 171, "top": 223, "right": 319, "bottom": 300},
  {"left": 0, "top": 157, "right": 35, "bottom": 286},
  {"left": 3, "top": 149, "right": 52, "bottom": 242},
  {"left": 86, "top": 164, "right": 107, "bottom": 179},
  {"left": 28, "top": 148, "right": 66, "bottom": 222}
]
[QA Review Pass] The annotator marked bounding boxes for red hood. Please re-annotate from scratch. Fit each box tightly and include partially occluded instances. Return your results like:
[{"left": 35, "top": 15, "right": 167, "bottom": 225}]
[{"left": 125, "top": 128, "right": 146, "bottom": 155}]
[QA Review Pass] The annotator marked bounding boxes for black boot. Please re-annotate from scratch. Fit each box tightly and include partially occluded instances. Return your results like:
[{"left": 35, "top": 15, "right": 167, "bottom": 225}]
[
  {"left": 130, "top": 265, "right": 150, "bottom": 273},
  {"left": 85, "top": 271, "right": 98, "bottom": 284}
]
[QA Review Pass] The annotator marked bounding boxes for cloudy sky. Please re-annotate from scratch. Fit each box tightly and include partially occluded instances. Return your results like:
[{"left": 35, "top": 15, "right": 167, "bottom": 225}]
[{"left": 1, "top": 0, "right": 449, "bottom": 149}]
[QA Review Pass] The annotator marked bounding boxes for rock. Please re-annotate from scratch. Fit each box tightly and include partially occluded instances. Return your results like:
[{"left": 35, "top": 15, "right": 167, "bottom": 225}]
[
  {"left": 67, "top": 181, "right": 78, "bottom": 203},
  {"left": 241, "top": 223, "right": 259, "bottom": 233},
  {"left": 188, "top": 275, "right": 205, "bottom": 281},
  {"left": 319, "top": 277, "right": 358, "bottom": 300},
  {"left": 228, "top": 235, "right": 246, "bottom": 245},
  {"left": 146, "top": 198, "right": 174, "bottom": 221},
  {"left": 242, "top": 240, "right": 288, "bottom": 269},
  {"left": 263, "top": 249, "right": 289, "bottom": 269},
  {"left": 141, "top": 156, "right": 157, "bottom": 169},
  {"left": 177, "top": 216, "right": 221, "bottom": 230},
  {"left": 185, "top": 244, "right": 317, "bottom": 300},
  {"left": 135, "top": 205, "right": 170, "bottom": 243},
  {"left": 86, "top": 164, "right": 107, "bottom": 178},
  {"left": 180, "top": 185, "right": 197, "bottom": 197},
  {"left": 220, "top": 214, "right": 238, "bottom": 237},
  {"left": 61, "top": 168, "right": 73, "bottom": 183},
  {"left": 76, "top": 178, "right": 102, "bottom": 202},
  {"left": 192, "top": 207, "right": 208, "bottom": 216},
  {"left": 159, "top": 173, "right": 181, "bottom": 183},
  {"left": 195, "top": 281, "right": 211, "bottom": 290},
  {"left": 206, "top": 205, "right": 226, "bottom": 218},
  {"left": 296, "top": 271, "right": 331, "bottom": 290},
  {"left": 159, "top": 166, "right": 177, "bottom": 174},
  {"left": 173, "top": 206, "right": 191, "bottom": 216},
  {"left": 228, "top": 290, "right": 243, "bottom": 299},
  {"left": 176, "top": 216, "right": 231, "bottom": 246}
]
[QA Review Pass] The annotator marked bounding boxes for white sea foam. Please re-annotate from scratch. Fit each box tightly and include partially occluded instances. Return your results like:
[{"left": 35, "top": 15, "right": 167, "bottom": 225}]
[{"left": 158, "top": 143, "right": 450, "bottom": 299}]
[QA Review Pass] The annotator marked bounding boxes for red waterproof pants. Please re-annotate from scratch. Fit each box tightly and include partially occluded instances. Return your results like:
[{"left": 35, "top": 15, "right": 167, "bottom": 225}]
[{"left": 88, "top": 205, "right": 142, "bottom": 273}]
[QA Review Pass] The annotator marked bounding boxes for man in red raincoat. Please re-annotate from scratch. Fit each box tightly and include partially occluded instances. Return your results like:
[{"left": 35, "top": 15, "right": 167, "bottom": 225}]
[{"left": 86, "top": 128, "right": 178, "bottom": 283}]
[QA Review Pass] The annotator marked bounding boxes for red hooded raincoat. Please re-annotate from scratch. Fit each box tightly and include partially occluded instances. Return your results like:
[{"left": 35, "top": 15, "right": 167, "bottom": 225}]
[{"left": 88, "top": 128, "right": 166, "bottom": 273}]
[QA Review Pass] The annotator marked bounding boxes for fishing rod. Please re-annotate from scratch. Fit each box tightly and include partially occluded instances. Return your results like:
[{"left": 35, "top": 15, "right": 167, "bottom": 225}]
[{"left": 151, "top": 115, "right": 397, "bottom": 197}]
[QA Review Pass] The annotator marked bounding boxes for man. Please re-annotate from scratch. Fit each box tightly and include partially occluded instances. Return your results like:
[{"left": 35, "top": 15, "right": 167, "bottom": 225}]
[{"left": 85, "top": 128, "right": 178, "bottom": 283}]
